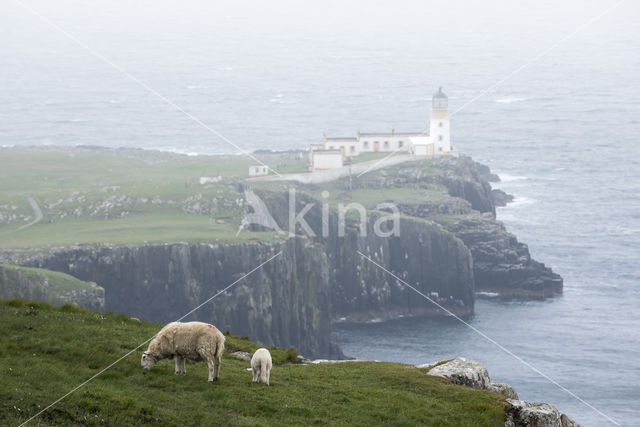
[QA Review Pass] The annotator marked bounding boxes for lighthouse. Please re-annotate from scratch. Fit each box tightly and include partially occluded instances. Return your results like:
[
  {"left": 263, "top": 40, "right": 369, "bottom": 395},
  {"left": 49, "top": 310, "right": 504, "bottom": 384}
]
[{"left": 429, "top": 87, "right": 451, "bottom": 153}]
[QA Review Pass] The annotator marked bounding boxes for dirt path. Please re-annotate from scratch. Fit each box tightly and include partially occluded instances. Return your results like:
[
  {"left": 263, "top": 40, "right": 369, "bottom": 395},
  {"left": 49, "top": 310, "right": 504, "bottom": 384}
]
[{"left": 0, "top": 195, "right": 43, "bottom": 237}]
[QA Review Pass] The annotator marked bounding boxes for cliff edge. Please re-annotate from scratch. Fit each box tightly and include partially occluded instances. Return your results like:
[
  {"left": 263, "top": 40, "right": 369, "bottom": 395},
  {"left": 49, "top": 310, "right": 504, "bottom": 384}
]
[{"left": 0, "top": 148, "right": 563, "bottom": 358}]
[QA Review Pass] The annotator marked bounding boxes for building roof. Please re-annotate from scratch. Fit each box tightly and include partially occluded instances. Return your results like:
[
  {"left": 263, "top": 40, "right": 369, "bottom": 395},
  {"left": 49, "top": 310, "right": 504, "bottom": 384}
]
[
  {"left": 312, "top": 149, "right": 342, "bottom": 154},
  {"left": 358, "top": 132, "right": 424, "bottom": 137},
  {"left": 326, "top": 137, "right": 358, "bottom": 142}
]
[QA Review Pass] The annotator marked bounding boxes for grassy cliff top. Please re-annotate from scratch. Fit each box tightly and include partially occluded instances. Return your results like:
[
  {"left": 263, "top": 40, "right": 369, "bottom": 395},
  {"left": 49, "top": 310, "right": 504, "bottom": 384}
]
[
  {"left": 0, "top": 147, "right": 455, "bottom": 251},
  {"left": 0, "top": 264, "right": 99, "bottom": 293},
  {"left": 1, "top": 298, "right": 506, "bottom": 426}
]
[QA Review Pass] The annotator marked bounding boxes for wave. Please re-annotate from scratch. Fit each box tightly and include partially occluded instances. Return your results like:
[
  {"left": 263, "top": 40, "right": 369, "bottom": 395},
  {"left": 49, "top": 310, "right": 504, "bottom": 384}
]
[
  {"left": 476, "top": 291, "right": 500, "bottom": 297},
  {"left": 506, "top": 196, "right": 536, "bottom": 206},
  {"left": 269, "top": 94, "right": 287, "bottom": 103},
  {"left": 494, "top": 97, "right": 528, "bottom": 104},
  {"left": 498, "top": 174, "right": 527, "bottom": 182}
]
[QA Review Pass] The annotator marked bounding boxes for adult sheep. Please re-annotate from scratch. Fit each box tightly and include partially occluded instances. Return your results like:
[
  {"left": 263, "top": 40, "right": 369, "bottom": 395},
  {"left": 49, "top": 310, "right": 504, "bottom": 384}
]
[
  {"left": 141, "top": 321, "right": 225, "bottom": 382},
  {"left": 251, "top": 348, "right": 272, "bottom": 385}
]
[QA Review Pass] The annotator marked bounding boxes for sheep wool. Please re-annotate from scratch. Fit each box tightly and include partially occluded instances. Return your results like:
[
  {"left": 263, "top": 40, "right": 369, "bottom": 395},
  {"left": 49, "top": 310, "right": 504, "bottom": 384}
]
[
  {"left": 141, "top": 321, "right": 225, "bottom": 382},
  {"left": 251, "top": 348, "right": 272, "bottom": 386}
]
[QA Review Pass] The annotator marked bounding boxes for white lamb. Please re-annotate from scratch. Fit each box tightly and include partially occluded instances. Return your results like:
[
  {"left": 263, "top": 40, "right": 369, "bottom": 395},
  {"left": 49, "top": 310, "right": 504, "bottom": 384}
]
[
  {"left": 141, "top": 321, "right": 225, "bottom": 382},
  {"left": 251, "top": 348, "right": 272, "bottom": 385}
]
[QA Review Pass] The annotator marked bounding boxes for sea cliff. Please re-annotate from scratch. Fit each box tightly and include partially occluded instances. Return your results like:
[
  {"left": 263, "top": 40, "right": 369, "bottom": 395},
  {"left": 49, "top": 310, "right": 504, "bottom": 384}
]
[
  {"left": 19, "top": 212, "right": 474, "bottom": 359},
  {"left": 0, "top": 148, "right": 562, "bottom": 358}
]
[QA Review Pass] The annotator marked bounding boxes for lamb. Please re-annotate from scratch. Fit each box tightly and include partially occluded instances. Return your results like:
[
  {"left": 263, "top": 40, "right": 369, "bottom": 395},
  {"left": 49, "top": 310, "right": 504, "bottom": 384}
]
[
  {"left": 251, "top": 348, "right": 272, "bottom": 385},
  {"left": 141, "top": 321, "right": 225, "bottom": 382}
]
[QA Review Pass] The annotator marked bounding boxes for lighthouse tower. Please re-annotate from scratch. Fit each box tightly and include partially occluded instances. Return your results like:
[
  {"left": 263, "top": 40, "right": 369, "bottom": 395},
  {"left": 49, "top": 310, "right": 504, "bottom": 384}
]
[{"left": 429, "top": 87, "right": 451, "bottom": 153}]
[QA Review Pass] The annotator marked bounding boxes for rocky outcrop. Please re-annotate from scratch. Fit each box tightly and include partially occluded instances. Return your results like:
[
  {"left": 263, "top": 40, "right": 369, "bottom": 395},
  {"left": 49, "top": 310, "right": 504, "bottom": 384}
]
[
  {"left": 491, "top": 189, "right": 514, "bottom": 207},
  {"left": 488, "top": 382, "right": 519, "bottom": 400},
  {"left": 426, "top": 357, "right": 517, "bottom": 399},
  {"left": 475, "top": 162, "right": 501, "bottom": 182},
  {"left": 351, "top": 156, "right": 563, "bottom": 298},
  {"left": 0, "top": 264, "right": 104, "bottom": 310},
  {"left": 444, "top": 215, "right": 563, "bottom": 298},
  {"left": 349, "top": 156, "right": 496, "bottom": 215},
  {"left": 424, "top": 358, "right": 578, "bottom": 426},
  {"left": 505, "top": 400, "right": 579, "bottom": 427},
  {"left": 428, "top": 357, "right": 492, "bottom": 389}
]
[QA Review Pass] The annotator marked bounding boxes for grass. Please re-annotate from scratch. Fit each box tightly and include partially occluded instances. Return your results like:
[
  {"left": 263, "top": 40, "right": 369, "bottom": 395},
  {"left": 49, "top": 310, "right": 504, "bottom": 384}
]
[
  {"left": 0, "top": 298, "right": 507, "bottom": 426},
  {"left": 0, "top": 147, "right": 462, "bottom": 251},
  {"left": 0, "top": 264, "right": 98, "bottom": 293},
  {"left": 0, "top": 148, "right": 294, "bottom": 248},
  {"left": 304, "top": 185, "right": 444, "bottom": 210},
  {"left": 0, "top": 213, "right": 280, "bottom": 249}
]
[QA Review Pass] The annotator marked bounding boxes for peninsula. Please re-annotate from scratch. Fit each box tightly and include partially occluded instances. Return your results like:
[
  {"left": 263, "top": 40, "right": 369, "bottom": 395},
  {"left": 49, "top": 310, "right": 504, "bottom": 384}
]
[{"left": 0, "top": 145, "right": 562, "bottom": 359}]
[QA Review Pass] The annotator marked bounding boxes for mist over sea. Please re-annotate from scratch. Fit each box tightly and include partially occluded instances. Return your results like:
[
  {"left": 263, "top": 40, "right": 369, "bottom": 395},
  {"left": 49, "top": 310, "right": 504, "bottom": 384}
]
[{"left": 2, "top": 1, "right": 639, "bottom": 424}]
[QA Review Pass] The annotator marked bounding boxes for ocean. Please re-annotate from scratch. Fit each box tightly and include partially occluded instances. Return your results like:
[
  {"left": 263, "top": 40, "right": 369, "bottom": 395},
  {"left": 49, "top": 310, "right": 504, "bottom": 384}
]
[{"left": 1, "top": 0, "right": 639, "bottom": 424}]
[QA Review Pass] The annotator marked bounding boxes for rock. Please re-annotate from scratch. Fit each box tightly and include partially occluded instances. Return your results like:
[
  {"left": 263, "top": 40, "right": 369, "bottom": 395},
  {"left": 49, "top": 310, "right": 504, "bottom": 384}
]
[
  {"left": 297, "top": 355, "right": 313, "bottom": 364},
  {"left": 415, "top": 361, "right": 442, "bottom": 369},
  {"left": 444, "top": 215, "right": 563, "bottom": 298},
  {"left": 230, "top": 351, "right": 251, "bottom": 361},
  {"left": 427, "top": 358, "right": 491, "bottom": 389},
  {"left": 491, "top": 189, "right": 514, "bottom": 207},
  {"left": 561, "top": 413, "right": 579, "bottom": 427},
  {"left": 425, "top": 359, "right": 577, "bottom": 426},
  {"left": 425, "top": 359, "right": 517, "bottom": 399},
  {"left": 475, "top": 162, "right": 501, "bottom": 182},
  {"left": 488, "top": 382, "right": 519, "bottom": 399},
  {"left": 505, "top": 399, "right": 579, "bottom": 427}
]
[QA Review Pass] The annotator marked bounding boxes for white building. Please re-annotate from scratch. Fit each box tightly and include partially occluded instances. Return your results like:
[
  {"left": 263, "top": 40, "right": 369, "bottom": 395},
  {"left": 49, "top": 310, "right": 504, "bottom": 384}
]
[
  {"left": 200, "top": 176, "right": 222, "bottom": 185},
  {"left": 309, "top": 87, "right": 454, "bottom": 170},
  {"left": 310, "top": 149, "right": 343, "bottom": 170},
  {"left": 249, "top": 165, "right": 269, "bottom": 177}
]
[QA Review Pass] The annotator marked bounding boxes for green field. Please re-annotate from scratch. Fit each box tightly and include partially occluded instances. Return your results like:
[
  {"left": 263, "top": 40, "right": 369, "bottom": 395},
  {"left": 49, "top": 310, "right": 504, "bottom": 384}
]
[
  {"left": 0, "top": 147, "right": 449, "bottom": 250},
  {"left": 0, "top": 264, "right": 97, "bottom": 293},
  {"left": 0, "top": 148, "right": 293, "bottom": 248},
  {"left": 0, "top": 299, "right": 507, "bottom": 426}
]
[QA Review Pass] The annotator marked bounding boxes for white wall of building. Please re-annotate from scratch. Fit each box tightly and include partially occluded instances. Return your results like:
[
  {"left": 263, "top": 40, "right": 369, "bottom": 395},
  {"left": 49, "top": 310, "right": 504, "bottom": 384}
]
[
  {"left": 312, "top": 151, "right": 343, "bottom": 170},
  {"left": 410, "top": 136, "right": 434, "bottom": 156},
  {"left": 325, "top": 135, "right": 416, "bottom": 157},
  {"left": 249, "top": 165, "right": 269, "bottom": 176},
  {"left": 429, "top": 114, "right": 451, "bottom": 153}
]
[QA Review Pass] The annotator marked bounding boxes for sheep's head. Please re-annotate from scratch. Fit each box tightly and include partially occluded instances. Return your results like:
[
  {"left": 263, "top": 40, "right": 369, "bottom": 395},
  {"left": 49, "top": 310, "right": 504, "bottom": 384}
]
[{"left": 141, "top": 351, "right": 157, "bottom": 369}]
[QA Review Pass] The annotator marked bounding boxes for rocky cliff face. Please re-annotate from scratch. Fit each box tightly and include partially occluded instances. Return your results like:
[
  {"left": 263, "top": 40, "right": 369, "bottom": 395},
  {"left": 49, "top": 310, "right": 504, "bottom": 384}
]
[
  {"left": 19, "top": 209, "right": 474, "bottom": 358},
  {"left": 253, "top": 190, "right": 475, "bottom": 321},
  {"left": 352, "top": 156, "right": 563, "bottom": 298},
  {"left": 22, "top": 239, "right": 338, "bottom": 359},
  {"left": 444, "top": 215, "right": 562, "bottom": 297},
  {"left": 326, "top": 215, "right": 474, "bottom": 320}
]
